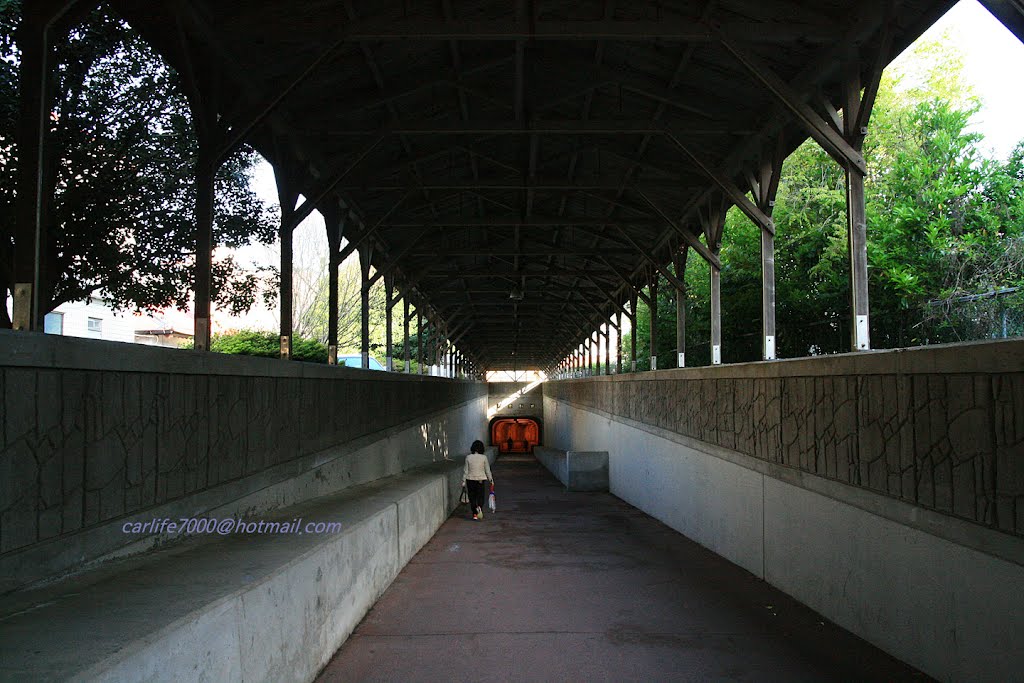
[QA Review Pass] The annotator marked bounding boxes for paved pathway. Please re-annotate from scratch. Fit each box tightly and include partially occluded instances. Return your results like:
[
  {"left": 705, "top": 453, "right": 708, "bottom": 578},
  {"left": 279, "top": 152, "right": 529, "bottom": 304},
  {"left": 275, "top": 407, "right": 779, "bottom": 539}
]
[{"left": 317, "top": 454, "right": 927, "bottom": 682}]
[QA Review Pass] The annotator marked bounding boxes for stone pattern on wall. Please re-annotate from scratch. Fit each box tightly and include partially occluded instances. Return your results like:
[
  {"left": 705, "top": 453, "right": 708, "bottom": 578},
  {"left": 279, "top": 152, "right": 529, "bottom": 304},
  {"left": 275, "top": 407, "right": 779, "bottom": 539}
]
[
  {"left": 0, "top": 367, "right": 484, "bottom": 555},
  {"left": 546, "top": 369, "right": 1024, "bottom": 538}
]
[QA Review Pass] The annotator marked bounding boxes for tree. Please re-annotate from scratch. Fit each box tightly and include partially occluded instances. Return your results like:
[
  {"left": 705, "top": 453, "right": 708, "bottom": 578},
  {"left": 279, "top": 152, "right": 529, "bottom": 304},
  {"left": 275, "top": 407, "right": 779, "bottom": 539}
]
[
  {"left": 0, "top": 2, "right": 276, "bottom": 327},
  {"left": 267, "top": 218, "right": 390, "bottom": 353},
  {"left": 626, "top": 35, "right": 1024, "bottom": 363}
]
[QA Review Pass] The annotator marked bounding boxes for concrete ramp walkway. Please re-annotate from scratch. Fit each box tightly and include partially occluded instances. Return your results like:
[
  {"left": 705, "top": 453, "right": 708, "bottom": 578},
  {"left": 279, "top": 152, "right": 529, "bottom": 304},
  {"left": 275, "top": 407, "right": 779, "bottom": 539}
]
[{"left": 318, "top": 454, "right": 926, "bottom": 682}]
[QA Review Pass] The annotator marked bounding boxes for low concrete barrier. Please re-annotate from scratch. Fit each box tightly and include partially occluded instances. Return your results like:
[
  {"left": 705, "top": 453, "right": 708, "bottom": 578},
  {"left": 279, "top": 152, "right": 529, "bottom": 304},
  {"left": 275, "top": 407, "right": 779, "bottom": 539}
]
[
  {"left": 0, "top": 457, "right": 484, "bottom": 683},
  {"left": 535, "top": 446, "right": 609, "bottom": 491},
  {"left": 543, "top": 339, "right": 1024, "bottom": 683},
  {"left": 0, "top": 330, "right": 487, "bottom": 592}
]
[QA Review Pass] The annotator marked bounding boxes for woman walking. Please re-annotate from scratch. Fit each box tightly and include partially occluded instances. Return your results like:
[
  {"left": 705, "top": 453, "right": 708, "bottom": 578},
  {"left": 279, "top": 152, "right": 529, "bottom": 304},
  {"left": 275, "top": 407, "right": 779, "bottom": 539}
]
[{"left": 463, "top": 440, "right": 493, "bottom": 520}]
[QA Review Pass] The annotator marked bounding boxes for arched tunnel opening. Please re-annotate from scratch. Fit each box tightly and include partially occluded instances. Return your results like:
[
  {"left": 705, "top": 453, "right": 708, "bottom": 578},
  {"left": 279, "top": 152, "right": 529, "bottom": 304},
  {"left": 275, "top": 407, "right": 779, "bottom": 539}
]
[{"left": 490, "top": 416, "right": 541, "bottom": 454}]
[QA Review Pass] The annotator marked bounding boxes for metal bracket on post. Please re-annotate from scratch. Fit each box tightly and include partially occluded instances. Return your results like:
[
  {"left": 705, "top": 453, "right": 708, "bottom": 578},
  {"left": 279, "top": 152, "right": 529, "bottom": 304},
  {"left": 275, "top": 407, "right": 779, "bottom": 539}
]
[
  {"left": 712, "top": 345, "right": 721, "bottom": 365},
  {"left": 764, "top": 335, "right": 776, "bottom": 360},
  {"left": 650, "top": 356, "right": 657, "bottom": 371},
  {"left": 855, "top": 316, "right": 870, "bottom": 351},
  {"left": 328, "top": 344, "right": 338, "bottom": 365},
  {"left": 677, "top": 352, "right": 685, "bottom": 368},
  {"left": 280, "top": 335, "right": 290, "bottom": 360}
]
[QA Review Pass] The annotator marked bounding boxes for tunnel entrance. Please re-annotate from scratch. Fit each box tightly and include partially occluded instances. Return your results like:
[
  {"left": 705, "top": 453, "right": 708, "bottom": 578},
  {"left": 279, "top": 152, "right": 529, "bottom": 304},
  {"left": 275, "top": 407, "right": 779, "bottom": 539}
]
[{"left": 490, "top": 416, "right": 541, "bottom": 454}]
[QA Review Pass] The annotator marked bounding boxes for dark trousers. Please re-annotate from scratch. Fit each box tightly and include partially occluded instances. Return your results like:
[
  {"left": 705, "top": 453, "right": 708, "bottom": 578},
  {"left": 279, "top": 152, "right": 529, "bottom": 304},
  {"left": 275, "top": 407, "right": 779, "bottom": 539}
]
[{"left": 466, "top": 479, "right": 487, "bottom": 514}]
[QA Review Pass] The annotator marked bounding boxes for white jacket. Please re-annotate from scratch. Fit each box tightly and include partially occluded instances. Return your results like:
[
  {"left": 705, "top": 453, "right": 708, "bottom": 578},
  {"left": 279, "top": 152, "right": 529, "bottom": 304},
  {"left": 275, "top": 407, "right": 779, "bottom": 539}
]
[{"left": 463, "top": 452, "right": 493, "bottom": 483}]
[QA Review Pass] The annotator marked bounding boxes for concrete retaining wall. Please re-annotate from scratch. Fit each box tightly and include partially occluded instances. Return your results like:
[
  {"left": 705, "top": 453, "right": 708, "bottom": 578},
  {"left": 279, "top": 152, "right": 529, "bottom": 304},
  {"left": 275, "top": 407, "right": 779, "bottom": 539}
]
[
  {"left": 3, "top": 461, "right": 471, "bottom": 683},
  {"left": 534, "top": 446, "right": 608, "bottom": 491},
  {"left": 0, "top": 330, "right": 488, "bottom": 591},
  {"left": 544, "top": 339, "right": 1024, "bottom": 683}
]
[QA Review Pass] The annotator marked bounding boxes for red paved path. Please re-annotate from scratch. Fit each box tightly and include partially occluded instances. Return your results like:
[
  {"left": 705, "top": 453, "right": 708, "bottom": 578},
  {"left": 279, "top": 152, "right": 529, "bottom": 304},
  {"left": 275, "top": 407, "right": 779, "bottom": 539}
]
[{"left": 317, "top": 454, "right": 927, "bottom": 682}]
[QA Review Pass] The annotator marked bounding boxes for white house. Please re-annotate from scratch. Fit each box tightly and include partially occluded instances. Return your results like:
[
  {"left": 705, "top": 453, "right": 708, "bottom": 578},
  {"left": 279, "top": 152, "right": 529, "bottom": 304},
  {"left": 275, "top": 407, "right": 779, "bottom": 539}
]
[{"left": 8, "top": 294, "right": 193, "bottom": 348}]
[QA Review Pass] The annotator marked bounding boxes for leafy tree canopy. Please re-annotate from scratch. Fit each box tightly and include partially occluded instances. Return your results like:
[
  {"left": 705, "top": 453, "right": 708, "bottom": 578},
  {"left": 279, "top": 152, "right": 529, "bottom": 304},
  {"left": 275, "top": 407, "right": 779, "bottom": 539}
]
[
  {"left": 622, "top": 35, "right": 1024, "bottom": 369},
  {"left": 0, "top": 1, "right": 276, "bottom": 327}
]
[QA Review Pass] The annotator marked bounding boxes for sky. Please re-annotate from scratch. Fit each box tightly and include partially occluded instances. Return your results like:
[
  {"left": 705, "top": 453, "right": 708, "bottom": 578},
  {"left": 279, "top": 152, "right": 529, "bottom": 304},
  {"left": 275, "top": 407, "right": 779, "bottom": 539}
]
[
  {"left": 229, "top": 0, "right": 1024, "bottom": 333},
  {"left": 897, "top": 0, "right": 1024, "bottom": 160}
]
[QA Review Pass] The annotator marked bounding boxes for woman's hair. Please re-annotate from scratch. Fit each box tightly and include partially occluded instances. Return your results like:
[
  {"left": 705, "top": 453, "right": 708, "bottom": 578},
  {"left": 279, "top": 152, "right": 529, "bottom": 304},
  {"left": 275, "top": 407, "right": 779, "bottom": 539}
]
[{"left": 470, "top": 440, "right": 485, "bottom": 454}]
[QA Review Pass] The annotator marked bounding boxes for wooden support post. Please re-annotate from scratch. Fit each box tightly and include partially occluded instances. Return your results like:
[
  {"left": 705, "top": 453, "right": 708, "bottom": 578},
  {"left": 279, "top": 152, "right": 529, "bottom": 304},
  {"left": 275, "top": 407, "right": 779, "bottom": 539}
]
[
  {"left": 674, "top": 246, "right": 689, "bottom": 367},
  {"left": 325, "top": 207, "right": 346, "bottom": 365},
  {"left": 359, "top": 246, "right": 371, "bottom": 369},
  {"left": 276, "top": 171, "right": 299, "bottom": 360},
  {"left": 11, "top": 4, "right": 59, "bottom": 330},
  {"left": 437, "top": 326, "right": 446, "bottom": 377},
  {"left": 194, "top": 133, "right": 216, "bottom": 351},
  {"left": 629, "top": 291, "right": 638, "bottom": 372},
  {"left": 846, "top": 164, "right": 870, "bottom": 350},
  {"left": 753, "top": 146, "right": 782, "bottom": 360},
  {"left": 605, "top": 324, "right": 611, "bottom": 375},
  {"left": 841, "top": 37, "right": 891, "bottom": 351},
  {"left": 617, "top": 311, "right": 623, "bottom": 374},
  {"left": 648, "top": 271, "right": 658, "bottom": 371},
  {"left": 701, "top": 199, "right": 727, "bottom": 365},
  {"left": 761, "top": 233, "right": 776, "bottom": 360},
  {"left": 417, "top": 309, "right": 424, "bottom": 374},
  {"left": 177, "top": 33, "right": 228, "bottom": 352},
  {"left": 844, "top": 63, "right": 871, "bottom": 351},
  {"left": 384, "top": 276, "right": 394, "bottom": 371},
  {"left": 403, "top": 296, "right": 411, "bottom": 372},
  {"left": 710, "top": 258, "right": 722, "bottom": 365}
]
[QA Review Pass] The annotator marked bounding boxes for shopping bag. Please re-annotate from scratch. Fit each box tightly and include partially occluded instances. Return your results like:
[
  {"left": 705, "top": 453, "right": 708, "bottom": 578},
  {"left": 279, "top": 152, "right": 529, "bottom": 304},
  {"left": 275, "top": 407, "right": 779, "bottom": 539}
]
[
  {"left": 487, "top": 484, "right": 496, "bottom": 513},
  {"left": 459, "top": 486, "right": 469, "bottom": 505}
]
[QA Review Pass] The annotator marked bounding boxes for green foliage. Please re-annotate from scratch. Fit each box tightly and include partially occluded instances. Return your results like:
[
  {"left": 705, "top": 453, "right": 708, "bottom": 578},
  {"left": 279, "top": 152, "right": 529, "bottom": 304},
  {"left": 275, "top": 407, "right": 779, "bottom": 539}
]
[
  {"left": 210, "top": 329, "right": 328, "bottom": 363},
  {"left": 624, "top": 36, "right": 1024, "bottom": 365}
]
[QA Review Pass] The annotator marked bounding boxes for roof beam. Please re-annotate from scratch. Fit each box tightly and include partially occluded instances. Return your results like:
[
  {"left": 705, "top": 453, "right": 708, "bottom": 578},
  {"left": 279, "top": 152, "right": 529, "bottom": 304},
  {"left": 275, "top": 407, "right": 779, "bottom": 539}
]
[
  {"left": 333, "top": 180, "right": 696, "bottom": 192},
  {"left": 311, "top": 120, "right": 728, "bottom": 135},
  {"left": 382, "top": 216, "right": 661, "bottom": 227},
  {"left": 719, "top": 37, "right": 868, "bottom": 174},
  {"left": 662, "top": 133, "right": 775, "bottom": 234},
  {"left": 292, "top": 18, "right": 837, "bottom": 42},
  {"left": 633, "top": 188, "right": 722, "bottom": 266}
]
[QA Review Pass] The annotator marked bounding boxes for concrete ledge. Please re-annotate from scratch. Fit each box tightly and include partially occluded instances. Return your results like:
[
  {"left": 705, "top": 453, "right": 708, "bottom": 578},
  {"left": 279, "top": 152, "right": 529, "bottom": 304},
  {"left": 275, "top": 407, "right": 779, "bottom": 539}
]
[
  {"left": 0, "top": 462, "right": 465, "bottom": 683},
  {"left": 0, "top": 329, "right": 474, "bottom": 382},
  {"left": 534, "top": 446, "right": 608, "bottom": 491},
  {"left": 549, "top": 337, "right": 1024, "bottom": 380}
]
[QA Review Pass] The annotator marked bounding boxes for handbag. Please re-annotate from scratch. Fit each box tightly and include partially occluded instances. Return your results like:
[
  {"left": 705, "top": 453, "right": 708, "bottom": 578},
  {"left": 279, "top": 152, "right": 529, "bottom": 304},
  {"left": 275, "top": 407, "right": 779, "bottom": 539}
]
[
  {"left": 459, "top": 485, "right": 469, "bottom": 505},
  {"left": 487, "top": 484, "right": 496, "bottom": 513}
]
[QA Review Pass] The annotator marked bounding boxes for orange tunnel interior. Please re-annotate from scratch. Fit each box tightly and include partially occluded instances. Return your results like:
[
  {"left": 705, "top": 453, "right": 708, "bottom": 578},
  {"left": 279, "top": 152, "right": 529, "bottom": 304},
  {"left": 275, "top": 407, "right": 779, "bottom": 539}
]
[{"left": 490, "top": 417, "right": 541, "bottom": 454}]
